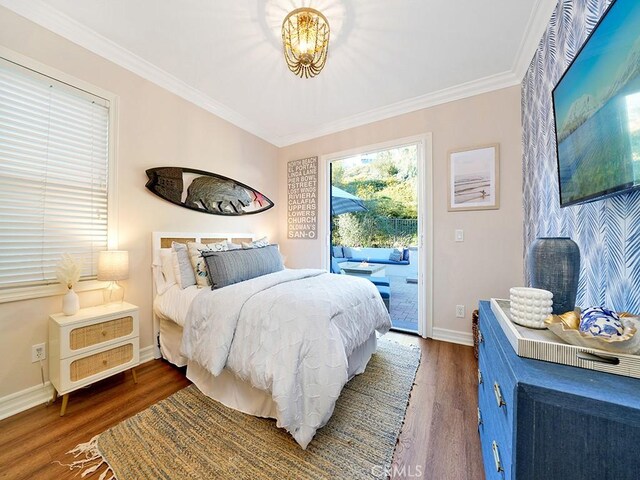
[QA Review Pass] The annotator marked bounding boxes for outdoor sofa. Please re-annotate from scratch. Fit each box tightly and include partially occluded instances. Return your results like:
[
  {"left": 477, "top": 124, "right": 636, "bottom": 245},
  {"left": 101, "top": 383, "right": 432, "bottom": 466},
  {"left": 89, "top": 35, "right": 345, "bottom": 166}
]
[{"left": 332, "top": 246, "right": 410, "bottom": 266}]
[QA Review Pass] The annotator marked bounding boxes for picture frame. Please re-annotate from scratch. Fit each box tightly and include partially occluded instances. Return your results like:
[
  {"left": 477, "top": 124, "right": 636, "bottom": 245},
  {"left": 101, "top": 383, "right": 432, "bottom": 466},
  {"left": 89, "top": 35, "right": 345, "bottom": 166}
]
[{"left": 448, "top": 144, "right": 500, "bottom": 211}]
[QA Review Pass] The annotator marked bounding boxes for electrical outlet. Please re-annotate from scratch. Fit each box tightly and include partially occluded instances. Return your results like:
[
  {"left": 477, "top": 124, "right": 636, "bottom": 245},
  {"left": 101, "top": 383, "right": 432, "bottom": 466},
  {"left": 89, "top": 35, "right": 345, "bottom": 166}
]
[
  {"left": 455, "top": 305, "right": 465, "bottom": 318},
  {"left": 31, "top": 343, "right": 46, "bottom": 363}
]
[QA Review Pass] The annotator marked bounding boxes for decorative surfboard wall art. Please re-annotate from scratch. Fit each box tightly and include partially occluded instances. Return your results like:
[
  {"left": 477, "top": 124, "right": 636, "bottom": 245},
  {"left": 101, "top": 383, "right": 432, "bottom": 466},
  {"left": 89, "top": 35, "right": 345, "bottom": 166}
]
[{"left": 145, "top": 167, "right": 274, "bottom": 216}]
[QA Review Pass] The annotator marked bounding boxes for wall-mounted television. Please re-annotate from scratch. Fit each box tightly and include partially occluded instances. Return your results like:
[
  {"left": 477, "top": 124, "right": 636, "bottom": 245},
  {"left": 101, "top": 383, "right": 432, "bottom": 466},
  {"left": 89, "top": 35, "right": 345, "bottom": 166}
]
[{"left": 552, "top": 0, "right": 640, "bottom": 207}]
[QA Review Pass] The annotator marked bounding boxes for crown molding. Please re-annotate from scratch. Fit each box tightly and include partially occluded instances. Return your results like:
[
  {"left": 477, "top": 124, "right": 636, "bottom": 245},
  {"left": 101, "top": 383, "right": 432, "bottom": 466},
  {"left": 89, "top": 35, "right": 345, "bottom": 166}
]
[
  {"left": 511, "top": 0, "right": 558, "bottom": 81},
  {"left": 1, "top": 0, "right": 551, "bottom": 148},
  {"left": 275, "top": 69, "right": 521, "bottom": 146},
  {"left": 0, "top": 0, "right": 278, "bottom": 145}
]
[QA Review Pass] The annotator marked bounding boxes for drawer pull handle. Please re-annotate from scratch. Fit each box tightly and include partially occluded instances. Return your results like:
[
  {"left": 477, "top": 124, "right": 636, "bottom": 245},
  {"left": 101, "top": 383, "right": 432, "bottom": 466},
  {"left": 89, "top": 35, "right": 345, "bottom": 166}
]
[
  {"left": 493, "top": 382, "right": 506, "bottom": 407},
  {"left": 576, "top": 351, "right": 620, "bottom": 365},
  {"left": 102, "top": 359, "right": 108, "bottom": 366},
  {"left": 477, "top": 407, "right": 482, "bottom": 427},
  {"left": 101, "top": 330, "right": 107, "bottom": 337},
  {"left": 491, "top": 441, "right": 504, "bottom": 472},
  {"left": 478, "top": 331, "right": 484, "bottom": 344},
  {"left": 477, "top": 368, "right": 483, "bottom": 385}
]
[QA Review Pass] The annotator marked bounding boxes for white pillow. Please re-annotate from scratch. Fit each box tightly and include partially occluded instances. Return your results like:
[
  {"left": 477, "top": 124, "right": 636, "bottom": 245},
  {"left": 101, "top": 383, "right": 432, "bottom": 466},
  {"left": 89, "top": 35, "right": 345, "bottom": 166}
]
[
  {"left": 160, "top": 248, "right": 176, "bottom": 286},
  {"left": 187, "top": 240, "right": 229, "bottom": 287},
  {"left": 153, "top": 254, "right": 169, "bottom": 295},
  {"left": 226, "top": 241, "right": 242, "bottom": 250},
  {"left": 241, "top": 236, "right": 269, "bottom": 249}
]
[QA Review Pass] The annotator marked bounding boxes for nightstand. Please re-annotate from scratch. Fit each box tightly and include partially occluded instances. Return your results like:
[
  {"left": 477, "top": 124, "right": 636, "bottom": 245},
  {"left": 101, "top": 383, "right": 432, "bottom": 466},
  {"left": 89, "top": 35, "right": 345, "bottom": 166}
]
[{"left": 49, "top": 302, "right": 140, "bottom": 416}]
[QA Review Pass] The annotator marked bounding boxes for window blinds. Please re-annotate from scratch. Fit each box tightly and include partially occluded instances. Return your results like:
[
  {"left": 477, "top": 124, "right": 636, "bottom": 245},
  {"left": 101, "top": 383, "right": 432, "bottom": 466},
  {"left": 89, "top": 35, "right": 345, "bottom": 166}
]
[{"left": 0, "top": 58, "right": 110, "bottom": 289}]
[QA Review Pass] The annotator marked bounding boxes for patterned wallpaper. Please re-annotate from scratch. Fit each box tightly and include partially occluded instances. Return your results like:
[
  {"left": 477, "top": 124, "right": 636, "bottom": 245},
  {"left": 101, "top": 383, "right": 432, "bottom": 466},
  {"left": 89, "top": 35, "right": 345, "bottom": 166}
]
[{"left": 522, "top": 0, "right": 640, "bottom": 312}]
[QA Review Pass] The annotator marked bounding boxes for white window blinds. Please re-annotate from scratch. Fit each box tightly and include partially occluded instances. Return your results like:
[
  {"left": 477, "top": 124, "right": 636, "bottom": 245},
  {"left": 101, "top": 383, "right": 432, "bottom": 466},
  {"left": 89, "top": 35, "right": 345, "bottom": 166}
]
[{"left": 0, "top": 58, "right": 110, "bottom": 289}]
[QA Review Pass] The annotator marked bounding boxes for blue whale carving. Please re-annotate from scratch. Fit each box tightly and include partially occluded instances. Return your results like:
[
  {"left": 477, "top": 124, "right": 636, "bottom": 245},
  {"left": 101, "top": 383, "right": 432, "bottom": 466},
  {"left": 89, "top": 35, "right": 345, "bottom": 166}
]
[{"left": 145, "top": 167, "right": 274, "bottom": 216}]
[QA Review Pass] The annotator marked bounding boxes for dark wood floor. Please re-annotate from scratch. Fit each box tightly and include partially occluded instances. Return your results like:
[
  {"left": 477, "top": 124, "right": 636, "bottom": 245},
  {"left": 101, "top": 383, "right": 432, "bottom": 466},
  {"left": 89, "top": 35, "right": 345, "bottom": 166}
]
[{"left": 0, "top": 334, "right": 484, "bottom": 480}]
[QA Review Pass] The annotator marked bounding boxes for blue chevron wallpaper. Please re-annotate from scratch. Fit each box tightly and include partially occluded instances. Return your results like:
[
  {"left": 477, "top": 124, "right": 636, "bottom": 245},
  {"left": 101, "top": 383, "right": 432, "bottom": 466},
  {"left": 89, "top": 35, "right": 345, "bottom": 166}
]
[{"left": 522, "top": 0, "right": 640, "bottom": 313}]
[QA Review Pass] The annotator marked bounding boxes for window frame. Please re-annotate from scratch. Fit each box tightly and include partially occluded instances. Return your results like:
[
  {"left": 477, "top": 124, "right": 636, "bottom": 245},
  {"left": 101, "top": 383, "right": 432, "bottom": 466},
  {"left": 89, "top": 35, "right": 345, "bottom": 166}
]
[{"left": 0, "top": 46, "right": 119, "bottom": 304}]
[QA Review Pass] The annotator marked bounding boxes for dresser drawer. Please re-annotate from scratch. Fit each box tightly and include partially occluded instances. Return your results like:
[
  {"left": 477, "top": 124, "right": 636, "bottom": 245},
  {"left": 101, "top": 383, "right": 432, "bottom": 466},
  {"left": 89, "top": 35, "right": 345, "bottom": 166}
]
[
  {"left": 58, "top": 338, "right": 139, "bottom": 393},
  {"left": 478, "top": 366, "right": 513, "bottom": 454},
  {"left": 69, "top": 316, "right": 134, "bottom": 351},
  {"left": 70, "top": 342, "right": 134, "bottom": 381},
  {"left": 478, "top": 394, "right": 512, "bottom": 480},
  {"left": 58, "top": 310, "right": 139, "bottom": 358},
  {"left": 479, "top": 315, "right": 516, "bottom": 436}
]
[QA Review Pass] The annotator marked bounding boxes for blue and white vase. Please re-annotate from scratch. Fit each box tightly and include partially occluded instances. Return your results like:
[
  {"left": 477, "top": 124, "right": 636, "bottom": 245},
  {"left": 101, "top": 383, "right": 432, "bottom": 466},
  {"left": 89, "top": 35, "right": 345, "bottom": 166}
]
[{"left": 527, "top": 237, "right": 580, "bottom": 315}]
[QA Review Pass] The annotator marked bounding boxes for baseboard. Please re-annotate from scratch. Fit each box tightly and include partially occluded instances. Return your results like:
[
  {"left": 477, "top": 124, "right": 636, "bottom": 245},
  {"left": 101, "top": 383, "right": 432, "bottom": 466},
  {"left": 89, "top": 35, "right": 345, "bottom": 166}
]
[
  {"left": 431, "top": 327, "right": 474, "bottom": 347},
  {"left": 0, "top": 345, "right": 158, "bottom": 421},
  {"left": 139, "top": 345, "right": 156, "bottom": 364},
  {"left": 0, "top": 381, "right": 54, "bottom": 421}
]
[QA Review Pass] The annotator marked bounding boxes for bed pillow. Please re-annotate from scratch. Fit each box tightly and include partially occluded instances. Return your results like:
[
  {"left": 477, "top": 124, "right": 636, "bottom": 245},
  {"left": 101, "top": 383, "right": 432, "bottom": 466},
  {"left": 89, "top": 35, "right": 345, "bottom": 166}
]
[
  {"left": 202, "top": 244, "right": 284, "bottom": 289},
  {"left": 226, "top": 241, "right": 242, "bottom": 250},
  {"left": 389, "top": 249, "right": 403, "bottom": 262},
  {"left": 153, "top": 248, "right": 176, "bottom": 295},
  {"left": 241, "top": 236, "right": 270, "bottom": 249},
  {"left": 332, "top": 246, "right": 344, "bottom": 258},
  {"left": 187, "top": 240, "right": 229, "bottom": 287},
  {"left": 160, "top": 248, "right": 176, "bottom": 286},
  {"left": 172, "top": 242, "right": 197, "bottom": 289}
]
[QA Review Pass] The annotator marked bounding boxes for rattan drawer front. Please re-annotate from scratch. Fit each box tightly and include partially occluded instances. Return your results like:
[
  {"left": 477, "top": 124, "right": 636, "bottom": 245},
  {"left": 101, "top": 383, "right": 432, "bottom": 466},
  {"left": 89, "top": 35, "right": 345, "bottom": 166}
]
[
  {"left": 69, "top": 316, "right": 133, "bottom": 350},
  {"left": 70, "top": 343, "right": 133, "bottom": 381}
]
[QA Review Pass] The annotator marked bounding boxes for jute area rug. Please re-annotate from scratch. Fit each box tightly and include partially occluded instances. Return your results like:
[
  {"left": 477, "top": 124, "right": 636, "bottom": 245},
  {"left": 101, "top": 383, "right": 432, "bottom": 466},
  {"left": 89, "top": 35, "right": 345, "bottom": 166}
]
[{"left": 63, "top": 338, "right": 420, "bottom": 480}]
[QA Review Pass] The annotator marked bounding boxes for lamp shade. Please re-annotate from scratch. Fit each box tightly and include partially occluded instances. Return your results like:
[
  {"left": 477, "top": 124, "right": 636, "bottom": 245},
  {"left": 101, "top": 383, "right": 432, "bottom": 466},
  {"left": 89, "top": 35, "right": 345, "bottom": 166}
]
[{"left": 97, "top": 250, "right": 129, "bottom": 281}]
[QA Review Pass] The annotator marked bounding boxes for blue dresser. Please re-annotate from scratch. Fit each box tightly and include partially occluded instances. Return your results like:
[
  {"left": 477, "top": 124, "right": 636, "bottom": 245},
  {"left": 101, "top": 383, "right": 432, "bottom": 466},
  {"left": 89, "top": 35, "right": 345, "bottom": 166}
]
[{"left": 478, "top": 301, "right": 640, "bottom": 480}]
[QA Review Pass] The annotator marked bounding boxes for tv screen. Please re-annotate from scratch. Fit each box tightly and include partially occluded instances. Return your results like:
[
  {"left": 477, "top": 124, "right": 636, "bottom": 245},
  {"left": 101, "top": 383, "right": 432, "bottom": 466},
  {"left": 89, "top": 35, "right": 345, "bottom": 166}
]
[{"left": 552, "top": 0, "right": 640, "bottom": 207}]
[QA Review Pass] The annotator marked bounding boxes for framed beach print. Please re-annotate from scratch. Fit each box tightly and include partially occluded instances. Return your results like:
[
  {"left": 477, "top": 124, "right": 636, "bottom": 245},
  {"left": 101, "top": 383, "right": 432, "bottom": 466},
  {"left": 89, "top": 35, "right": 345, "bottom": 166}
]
[{"left": 448, "top": 144, "right": 500, "bottom": 211}]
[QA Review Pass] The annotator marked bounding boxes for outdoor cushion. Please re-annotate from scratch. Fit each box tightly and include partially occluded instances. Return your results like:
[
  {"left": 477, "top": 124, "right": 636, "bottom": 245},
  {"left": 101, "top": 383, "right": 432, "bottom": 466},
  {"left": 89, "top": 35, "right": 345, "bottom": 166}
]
[
  {"left": 389, "top": 250, "right": 402, "bottom": 262},
  {"left": 342, "top": 246, "right": 354, "bottom": 258},
  {"left": 350, "top": 257, "right": 410, "bottom": 266},
  {"left": 330, "top": 257, "right": 343, "bottom": 274},
  {"left": 368, "top": 277, "right": 391, "bottom": 287},
  {"left": 376, "top": 285, "right": 390, "bottom": 299},
  {"left": 402, "top": 248, "right": 410, "bottom": 261},
  {"left": 332, "top": 246, "right": 344, "bottom": 258}
]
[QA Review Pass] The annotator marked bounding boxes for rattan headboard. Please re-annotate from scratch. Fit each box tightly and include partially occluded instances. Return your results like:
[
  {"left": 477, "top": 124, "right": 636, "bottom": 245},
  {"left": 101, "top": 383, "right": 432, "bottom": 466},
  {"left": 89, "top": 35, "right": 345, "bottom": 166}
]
[{"left": 154, "top": 233, "right": 256, "bottom": 250}]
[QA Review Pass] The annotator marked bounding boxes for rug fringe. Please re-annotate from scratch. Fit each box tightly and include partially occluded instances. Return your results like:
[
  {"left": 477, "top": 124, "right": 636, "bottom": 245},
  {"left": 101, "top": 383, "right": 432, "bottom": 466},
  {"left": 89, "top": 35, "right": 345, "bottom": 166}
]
[{"left": 54, "top": 434, "right": 116, "bottom": 480}]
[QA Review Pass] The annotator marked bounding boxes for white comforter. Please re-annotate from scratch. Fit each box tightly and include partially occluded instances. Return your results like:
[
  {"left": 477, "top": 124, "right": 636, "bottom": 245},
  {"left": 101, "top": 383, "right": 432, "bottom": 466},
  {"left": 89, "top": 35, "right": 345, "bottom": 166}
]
[{"left": 181, "top": 268, "right": 391, "bottom": 448}]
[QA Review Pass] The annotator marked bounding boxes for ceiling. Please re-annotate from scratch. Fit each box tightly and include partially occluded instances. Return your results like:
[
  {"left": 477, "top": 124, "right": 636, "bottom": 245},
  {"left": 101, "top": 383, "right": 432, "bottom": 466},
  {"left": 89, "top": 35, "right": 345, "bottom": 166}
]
[{"left": 0, "top": 0, "right": 557, "bottom": 146}]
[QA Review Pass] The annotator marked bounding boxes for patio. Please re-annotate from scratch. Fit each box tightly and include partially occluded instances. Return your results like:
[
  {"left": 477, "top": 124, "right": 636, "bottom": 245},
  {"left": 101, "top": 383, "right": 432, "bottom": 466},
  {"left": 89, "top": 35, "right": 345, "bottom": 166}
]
[
  {"left": 334, "top": 247, "right": 419, "bottom": 332},
  {"left": 388, "top": 274, "right": 418, "bottom": 331},
  {"left": 330, "top": 187, "right": 419, "bottom": 332}
]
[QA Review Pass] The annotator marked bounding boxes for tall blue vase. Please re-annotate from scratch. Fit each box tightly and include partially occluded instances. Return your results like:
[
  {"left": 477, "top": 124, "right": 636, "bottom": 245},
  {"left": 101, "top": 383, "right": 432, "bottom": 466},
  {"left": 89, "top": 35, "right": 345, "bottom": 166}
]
[{"left": 528, "top": 237, "right": 580, "bottom": 315}]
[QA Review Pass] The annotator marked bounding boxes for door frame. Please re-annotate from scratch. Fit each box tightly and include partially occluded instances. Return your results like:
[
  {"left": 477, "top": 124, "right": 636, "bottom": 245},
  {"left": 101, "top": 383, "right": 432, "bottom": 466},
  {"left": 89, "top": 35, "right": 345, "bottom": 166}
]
[{"left": 319, "top": 134, "right": 434, "bottom": 338}]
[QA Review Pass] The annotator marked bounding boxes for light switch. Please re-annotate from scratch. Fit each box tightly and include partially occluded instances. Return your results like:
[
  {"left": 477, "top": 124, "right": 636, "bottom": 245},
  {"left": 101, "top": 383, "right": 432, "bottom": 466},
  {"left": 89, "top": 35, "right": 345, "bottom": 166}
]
[{"left": 455, "top": 229, "right": 464, "bottom": 242}]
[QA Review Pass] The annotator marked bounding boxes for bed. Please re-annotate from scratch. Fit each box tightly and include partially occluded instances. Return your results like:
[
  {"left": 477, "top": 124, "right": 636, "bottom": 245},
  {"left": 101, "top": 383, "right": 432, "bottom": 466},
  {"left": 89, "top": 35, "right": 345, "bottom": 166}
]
[{"left": 151, "top": 232, "right": 391, "bottom": 448}]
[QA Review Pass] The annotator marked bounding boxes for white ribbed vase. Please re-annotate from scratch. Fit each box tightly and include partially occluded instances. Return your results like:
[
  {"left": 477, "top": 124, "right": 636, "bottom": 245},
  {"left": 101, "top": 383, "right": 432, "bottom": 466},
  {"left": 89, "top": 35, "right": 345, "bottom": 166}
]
[
  {"left": 62, "top": 288, "right": 80, "bottom": 316},
  {"left": 509, "top": 287, "right": 553, "bottom": 329}
]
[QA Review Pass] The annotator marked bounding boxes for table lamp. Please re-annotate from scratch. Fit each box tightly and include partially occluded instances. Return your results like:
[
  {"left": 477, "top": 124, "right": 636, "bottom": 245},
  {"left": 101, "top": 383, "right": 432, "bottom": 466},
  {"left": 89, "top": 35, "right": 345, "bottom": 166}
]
[{"left": 97, "top": 250, "right": 129, "bottom": 304}]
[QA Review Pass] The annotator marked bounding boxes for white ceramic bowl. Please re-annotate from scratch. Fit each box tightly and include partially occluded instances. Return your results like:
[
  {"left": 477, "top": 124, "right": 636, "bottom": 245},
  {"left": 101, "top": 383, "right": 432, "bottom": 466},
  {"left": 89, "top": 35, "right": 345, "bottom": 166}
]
[{"left": 509, "top": 287, "right": 553, "bottom": 329}]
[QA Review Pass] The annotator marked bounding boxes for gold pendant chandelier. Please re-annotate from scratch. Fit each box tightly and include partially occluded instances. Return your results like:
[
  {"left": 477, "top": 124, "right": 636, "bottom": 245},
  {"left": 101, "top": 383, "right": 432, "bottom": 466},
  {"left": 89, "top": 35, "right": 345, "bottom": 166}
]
[{"left": 282, "top": 7, "right": 330, "bottom": 79}]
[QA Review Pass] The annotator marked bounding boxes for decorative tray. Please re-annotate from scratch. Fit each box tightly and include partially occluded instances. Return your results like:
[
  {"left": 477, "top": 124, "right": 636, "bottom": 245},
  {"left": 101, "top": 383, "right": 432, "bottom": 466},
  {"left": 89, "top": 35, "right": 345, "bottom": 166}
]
[{"left": 490, "top": 298, "right": 640, "bottom": 379}]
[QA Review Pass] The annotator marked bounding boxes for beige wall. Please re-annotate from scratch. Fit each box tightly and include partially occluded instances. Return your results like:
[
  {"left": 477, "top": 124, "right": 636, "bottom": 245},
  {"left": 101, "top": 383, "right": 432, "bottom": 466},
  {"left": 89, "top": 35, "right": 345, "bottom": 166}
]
[
  {"left": 278, "top": 86, "right": 524, "bottom": 337},
  {"left": 0, "top": 7, "right": 280, "bottom": 398}
]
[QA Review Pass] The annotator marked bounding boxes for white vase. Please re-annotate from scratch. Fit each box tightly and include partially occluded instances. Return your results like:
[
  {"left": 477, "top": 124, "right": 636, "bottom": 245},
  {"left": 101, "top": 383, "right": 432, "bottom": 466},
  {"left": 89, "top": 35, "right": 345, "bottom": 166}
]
[{"left": 63, "top": 288, "right": 80, "bottom": 315}]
